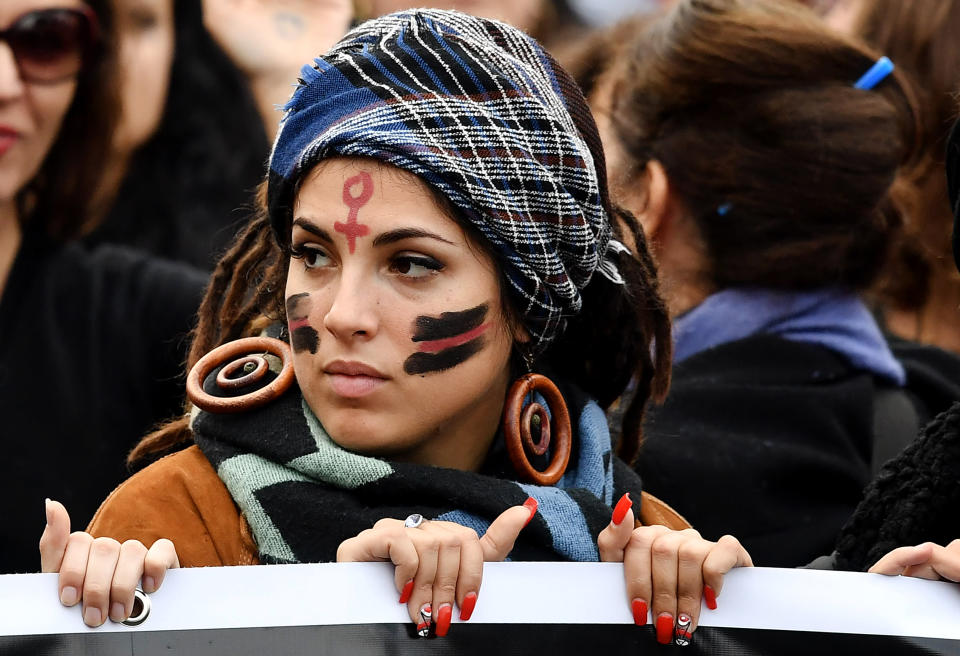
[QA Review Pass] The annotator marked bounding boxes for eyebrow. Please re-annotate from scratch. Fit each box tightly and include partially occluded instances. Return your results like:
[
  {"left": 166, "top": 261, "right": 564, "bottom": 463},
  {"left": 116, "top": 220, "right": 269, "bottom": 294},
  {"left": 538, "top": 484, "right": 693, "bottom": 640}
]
[
  {"left": 292, "top": 218, "right": 333, "bottom": 242},
  {"left": 292, "top": 219, "right": 456, "bottom": 249},
  {"left": 372, "top": 228, "right": 456, "bottom": 248}
]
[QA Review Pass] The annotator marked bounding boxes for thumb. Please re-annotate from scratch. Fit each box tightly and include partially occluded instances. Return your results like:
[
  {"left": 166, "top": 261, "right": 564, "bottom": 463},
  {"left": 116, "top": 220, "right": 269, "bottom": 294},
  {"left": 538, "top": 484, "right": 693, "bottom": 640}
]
[
  {"left": 479, "top": 498, "right": 538, "bottom": 561},
  {"left": 39, "top": 499, "right": 71, "bottom": 573}
]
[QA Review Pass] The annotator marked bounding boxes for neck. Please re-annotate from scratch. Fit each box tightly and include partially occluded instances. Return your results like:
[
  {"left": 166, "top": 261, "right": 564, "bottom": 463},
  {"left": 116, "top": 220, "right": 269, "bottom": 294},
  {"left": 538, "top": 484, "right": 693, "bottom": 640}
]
[
  {"left": 0, "top": 200, "right": 22, "bottom": 301},
  {"left": 86, "top": 151, "right": 132, "bottom": 229}
]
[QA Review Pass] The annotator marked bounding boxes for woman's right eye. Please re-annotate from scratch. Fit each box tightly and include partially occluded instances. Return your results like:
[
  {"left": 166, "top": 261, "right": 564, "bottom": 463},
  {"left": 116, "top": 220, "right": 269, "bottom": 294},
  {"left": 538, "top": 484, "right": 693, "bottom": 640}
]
[{"left": 291, "top": 245, "right": 332, "bottom": 269}]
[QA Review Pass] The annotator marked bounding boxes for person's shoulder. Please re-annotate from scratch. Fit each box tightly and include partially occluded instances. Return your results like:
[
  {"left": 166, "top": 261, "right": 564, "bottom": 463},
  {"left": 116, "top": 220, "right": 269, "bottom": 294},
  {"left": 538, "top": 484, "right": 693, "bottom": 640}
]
[
  {"left": 673, "top": 334, "right": 853, "bottom": 387},
  {"left": 88, "top": 446, "right": 257, "bottom": 567}
]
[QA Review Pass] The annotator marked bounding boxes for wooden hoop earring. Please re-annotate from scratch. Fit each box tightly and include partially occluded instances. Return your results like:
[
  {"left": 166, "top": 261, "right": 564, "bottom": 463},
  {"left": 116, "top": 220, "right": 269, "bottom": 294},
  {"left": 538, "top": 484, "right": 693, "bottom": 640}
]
[
  {"left": 503, "top": 373, "right": 572, "bottom": 485},
  {"left": 186, "top": 337, "right": 295, "bottom": 414}
]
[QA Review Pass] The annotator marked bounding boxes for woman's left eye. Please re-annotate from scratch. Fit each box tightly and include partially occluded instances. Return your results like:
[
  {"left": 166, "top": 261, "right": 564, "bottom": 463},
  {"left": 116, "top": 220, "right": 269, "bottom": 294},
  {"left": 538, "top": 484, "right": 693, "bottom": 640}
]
[{"left": 390, "top": 255, "right": 444, "bottom": 278}]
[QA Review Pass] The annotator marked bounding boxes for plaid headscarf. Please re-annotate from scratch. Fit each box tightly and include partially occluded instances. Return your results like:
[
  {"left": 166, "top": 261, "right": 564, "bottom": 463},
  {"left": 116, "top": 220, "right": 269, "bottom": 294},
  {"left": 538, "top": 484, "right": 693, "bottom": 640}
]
[{"left": 266, "top": 9, "right": 624, "bottom": 352}]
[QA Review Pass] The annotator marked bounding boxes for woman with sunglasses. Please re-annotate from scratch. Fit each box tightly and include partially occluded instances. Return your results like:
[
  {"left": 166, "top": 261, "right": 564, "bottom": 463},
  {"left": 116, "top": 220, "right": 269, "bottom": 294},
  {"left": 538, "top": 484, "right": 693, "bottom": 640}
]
[{"left": 0, "top": 0, "right": 208, "bottom": 574}]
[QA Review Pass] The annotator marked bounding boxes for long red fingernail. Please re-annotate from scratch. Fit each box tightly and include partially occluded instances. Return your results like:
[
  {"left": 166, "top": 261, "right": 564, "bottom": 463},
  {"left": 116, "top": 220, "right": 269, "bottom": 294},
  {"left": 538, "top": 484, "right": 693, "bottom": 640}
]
[
  {"left": 612, "top": 493, "right": 632, "bottom": 525},
  {"left": 656, "top": 613, "right": 674, "bottom": 644},
  {"left": 703, "top": 585, "right": 717, "bottom": 610},
  {"left": 522, "top": 497, "right": 538, "bottom": 527},
  {"left": 399, "top": 579, "right": 414, "bottom": 604},
  {"left": 631, "top": 598, "right": 648, "bottom": 626},
  {"left": 460, "top": 591, "right": 478, "bottom": 621},
  {"left": 675, "top": 613, "right": 693, "bottom": 646},
  {"left": 434, "top": 604, "right": 453, "bottom": 637}
]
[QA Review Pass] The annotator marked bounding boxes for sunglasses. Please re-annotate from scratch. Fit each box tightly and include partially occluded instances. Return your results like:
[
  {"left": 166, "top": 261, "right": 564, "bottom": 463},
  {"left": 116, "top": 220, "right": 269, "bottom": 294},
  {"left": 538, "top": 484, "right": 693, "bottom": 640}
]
[{"left": 0, "top": 7, "right": 100, "bottom": 84}]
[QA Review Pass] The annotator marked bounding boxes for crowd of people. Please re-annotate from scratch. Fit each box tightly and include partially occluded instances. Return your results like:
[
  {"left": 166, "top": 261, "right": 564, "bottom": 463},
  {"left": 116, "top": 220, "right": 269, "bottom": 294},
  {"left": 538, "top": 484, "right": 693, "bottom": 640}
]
[{"left": 1, "top": 0, "right": 959, "bottom": 647}]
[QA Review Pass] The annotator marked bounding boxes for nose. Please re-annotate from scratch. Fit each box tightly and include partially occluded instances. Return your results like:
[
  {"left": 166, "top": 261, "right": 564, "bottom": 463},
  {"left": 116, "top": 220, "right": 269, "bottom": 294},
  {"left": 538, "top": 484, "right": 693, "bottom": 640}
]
[
  {"left": 322, "top": 268, "right": 380, "bottom": 342},
  {"left": 0, "top": 43, "right": 25, "bottom": 101}
]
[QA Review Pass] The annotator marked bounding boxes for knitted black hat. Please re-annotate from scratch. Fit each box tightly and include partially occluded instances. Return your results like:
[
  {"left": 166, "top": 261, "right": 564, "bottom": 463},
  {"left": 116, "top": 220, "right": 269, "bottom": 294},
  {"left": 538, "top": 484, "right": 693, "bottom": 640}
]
[{"left": 947, "top": 117, "right": 960, "bottom": 273}]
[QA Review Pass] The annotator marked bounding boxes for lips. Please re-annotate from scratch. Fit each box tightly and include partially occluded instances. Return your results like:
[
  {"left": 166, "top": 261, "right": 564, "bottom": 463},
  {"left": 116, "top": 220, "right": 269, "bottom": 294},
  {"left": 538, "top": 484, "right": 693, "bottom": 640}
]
[
  {"left": 324, "top": 360, "right": 389, "bottom": 398},
  {"left": 0, "top": 127, "right": 19, "bottom": 157}
]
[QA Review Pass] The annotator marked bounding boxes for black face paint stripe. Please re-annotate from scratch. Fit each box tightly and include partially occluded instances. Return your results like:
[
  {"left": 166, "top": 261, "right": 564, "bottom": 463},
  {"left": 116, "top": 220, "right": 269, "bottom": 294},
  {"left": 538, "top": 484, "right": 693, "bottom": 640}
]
[
  {"left": 403, "top": 339, "right": 485, "bottom": 375},
  {"left": 412, "top": 303, "right": 488, "bottom": 343},
  {"left": 286, "top": 292, "right": 319, "bottom": 354},
  {"left": 291, "top": 327, "right": 320, "bottom": 354}
]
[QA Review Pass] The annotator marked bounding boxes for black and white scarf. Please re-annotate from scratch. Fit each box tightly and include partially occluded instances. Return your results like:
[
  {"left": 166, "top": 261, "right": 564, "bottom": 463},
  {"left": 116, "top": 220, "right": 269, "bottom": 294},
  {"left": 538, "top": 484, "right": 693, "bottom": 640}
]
[{"left": 192, "top": 380, "right": 643, "bottom": 564}]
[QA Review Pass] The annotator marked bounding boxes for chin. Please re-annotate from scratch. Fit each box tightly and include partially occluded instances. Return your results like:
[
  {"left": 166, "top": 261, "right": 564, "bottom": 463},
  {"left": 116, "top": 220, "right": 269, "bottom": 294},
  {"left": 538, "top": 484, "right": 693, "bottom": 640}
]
[{"left": 317, "top": 408, "right": 415, "bottom": 457}]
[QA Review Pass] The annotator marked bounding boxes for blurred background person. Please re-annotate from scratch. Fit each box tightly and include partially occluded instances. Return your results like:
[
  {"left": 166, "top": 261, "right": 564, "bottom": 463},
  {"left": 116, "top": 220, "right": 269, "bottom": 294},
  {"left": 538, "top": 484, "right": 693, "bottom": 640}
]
[
  {"left": 0, "top": 0, "right": 208, "bottom": 574},
  {"left": 825, "top": 0, "right": 960, "bottom": 354},
  {"left": 83, "top": 0, "right": 352, "bottom": 269},
  {"left": 591, "top": 0, "right": 947, "bottom": 568}
]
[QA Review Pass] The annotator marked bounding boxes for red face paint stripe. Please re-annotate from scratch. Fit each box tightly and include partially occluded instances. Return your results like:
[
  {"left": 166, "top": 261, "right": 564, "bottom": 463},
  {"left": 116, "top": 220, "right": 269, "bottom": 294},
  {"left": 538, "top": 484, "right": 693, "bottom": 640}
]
[
  {"left": 416, "top": 323, "right": 489, "bottom": 353},
  {"left": 288, "top": 318, "right": 311, "bottom": 330}
]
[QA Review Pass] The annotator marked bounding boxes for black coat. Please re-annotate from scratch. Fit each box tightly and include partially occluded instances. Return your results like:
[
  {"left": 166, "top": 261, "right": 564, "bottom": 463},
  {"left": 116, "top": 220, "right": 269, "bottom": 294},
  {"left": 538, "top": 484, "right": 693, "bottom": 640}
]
[
  {"left": 635, "top": 334, "right": 958, "bottom": 568},
  {"left": 0, "top": 233, "right": 207, "bottom": 573}
]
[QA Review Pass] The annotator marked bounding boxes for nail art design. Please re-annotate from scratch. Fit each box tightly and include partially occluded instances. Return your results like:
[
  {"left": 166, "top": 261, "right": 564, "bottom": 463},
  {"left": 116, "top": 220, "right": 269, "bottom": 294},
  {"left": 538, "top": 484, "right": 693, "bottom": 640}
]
[
  {"left": 416, "top": 603, "right": 432, "bottom": 638},
  {"left": 656, "top": 613, "right": 674, "bottom": 645},
  {"left": 631, "top": 598, "right": 648, "bottom": 626},
  {"left": 612, "top": 493, "right": 632, "bottom": 525},
  {"left": 675, "top": 613, "right": 692, "bottom": 646},
  {"left": 703, "top": 584, "right": 718, "bottom": 610}
]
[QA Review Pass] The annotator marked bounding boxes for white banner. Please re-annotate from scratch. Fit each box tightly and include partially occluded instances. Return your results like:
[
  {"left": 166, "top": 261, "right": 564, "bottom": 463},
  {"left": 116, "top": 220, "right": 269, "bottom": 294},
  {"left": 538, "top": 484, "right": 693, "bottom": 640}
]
[{"left": 1, "top": 563, "right": 958, "bottom": 654}]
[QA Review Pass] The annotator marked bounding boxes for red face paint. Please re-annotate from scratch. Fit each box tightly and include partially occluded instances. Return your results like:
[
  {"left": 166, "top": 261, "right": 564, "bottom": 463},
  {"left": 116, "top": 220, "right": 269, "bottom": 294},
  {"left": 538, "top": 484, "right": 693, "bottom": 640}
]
[
  {"left": 404, "top": 304, "right": 490, "bottom": 375},
  {"left": 335, "top": 171, "right": 373, "bottom": 254},
  {"left": 286, "top": 292, "right": 319, "bottom": 354}
]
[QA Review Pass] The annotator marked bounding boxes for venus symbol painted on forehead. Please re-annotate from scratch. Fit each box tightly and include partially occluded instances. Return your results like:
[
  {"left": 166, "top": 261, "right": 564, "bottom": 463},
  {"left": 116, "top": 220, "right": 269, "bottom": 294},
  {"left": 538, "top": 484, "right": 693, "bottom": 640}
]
[
  {"left": 335, "top": 171, "right": 373, "bottom": 254},
  {"left": 286, "top": 292, "right": 320, "bottom": 354},
  {"left": 403, "top": 304, "right": 491, "bottom": 376}
]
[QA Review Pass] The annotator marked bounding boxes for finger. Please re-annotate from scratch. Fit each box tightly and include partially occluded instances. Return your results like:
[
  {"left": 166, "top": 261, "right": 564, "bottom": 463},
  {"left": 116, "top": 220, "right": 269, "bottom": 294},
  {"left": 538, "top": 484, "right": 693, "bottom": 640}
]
[
  {"left": 82, "top": 537, "right": 122, "bottom": 627},
  {"left": 906, "top": 544, "right": 960, "bottom": 582},
  {"left": 407, "top": 528, "right": 440, "bottom": 630},
  {"left": 675, "top": 534, "right": 711, "bottom": 641},
  {"left": 109, "top": 541, "right": 148, "bottom": 622},
  {"left": 650, "top": 530, "right": 689, "bottom": 645},
  {"left": 868, "top": 544, "right": 935, "bottom": 576},
  {"left": 142, "top": 539, "right": 179, "bottom": 593},
  {"left": 598, "top": 493, "right": 635, "bottom": 563},
  {"left": 430, "top": 525, "right": 464, "bottom": 637},
  {"left": 336, "top": 524, "right": 420, "bottom": 602},
  {"left": 479, "top": 498, "right": 537, "bottom": 561},
  {"left": 57, "top": 532, "right": 93, "bottom": 608},
  {"left": 623, "top": 524, "right": 671, "bottom": 628},
  {"left": 702, "top": 535, "right": 752, "bottom": 604},
  {"left": 448, "top": 526, "right": 483, "bottom": 622},
  {"left": 39, "top": 499, "right": 71, "bottom": 573}
]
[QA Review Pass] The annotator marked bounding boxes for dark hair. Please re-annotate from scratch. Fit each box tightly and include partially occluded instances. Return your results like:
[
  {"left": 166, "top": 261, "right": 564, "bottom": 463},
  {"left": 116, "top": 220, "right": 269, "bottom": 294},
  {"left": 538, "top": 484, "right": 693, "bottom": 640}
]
[
  {"left": 83, "top": 0, "right": 269, "bottom": 268},
  {"left": 852, "top": 0, "right": 960, "bottom": 313},
  {"left": 18, "top": 0, "right": 120, "bottom": 240},
  {"left": 605, "top": 0, "right": 919, "bottom": 291},
  {"left": 128, "top": 52, "right": 673, "bottom": 467}
]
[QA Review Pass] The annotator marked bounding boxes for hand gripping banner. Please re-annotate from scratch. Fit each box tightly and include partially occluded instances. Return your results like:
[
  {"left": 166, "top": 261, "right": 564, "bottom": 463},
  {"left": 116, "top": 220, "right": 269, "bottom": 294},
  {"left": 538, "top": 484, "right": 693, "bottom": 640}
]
[{"left": 1, "top": 563, "right": 959, "bottom": 655}]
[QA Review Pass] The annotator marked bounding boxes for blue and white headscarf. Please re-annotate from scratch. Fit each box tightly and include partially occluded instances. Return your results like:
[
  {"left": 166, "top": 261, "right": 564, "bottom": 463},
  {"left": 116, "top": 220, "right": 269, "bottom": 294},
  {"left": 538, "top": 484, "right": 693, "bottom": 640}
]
[{"left": 266, "top": 9, "right": 624, "bottom": 353}]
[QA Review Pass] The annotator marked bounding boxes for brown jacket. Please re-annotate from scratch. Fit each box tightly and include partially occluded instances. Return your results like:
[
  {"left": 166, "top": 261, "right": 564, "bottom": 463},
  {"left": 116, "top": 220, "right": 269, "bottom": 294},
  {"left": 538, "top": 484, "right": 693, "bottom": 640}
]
[{"left": 87, "top": 445, "right": 690, "bottom": 567}]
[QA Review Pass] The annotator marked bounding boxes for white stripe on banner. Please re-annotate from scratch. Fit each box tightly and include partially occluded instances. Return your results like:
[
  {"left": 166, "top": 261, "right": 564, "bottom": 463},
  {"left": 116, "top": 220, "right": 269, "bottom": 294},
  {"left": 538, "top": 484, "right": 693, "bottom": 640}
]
[{"left": 0, "top": 563, "right": 958, "bottom": 639}]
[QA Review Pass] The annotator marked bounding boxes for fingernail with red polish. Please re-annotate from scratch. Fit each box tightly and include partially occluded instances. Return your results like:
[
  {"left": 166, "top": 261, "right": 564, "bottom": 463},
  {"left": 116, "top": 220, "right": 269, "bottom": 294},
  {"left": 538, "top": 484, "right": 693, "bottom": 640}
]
[
  {"left": 522, "top": 497, "right": 538, "bottom": 527},
  {"left": 703, "top": 584, "right": 717, "bottom": 610},
  {"left": 631, "top": 598, "right": 648, "bottom": 626},
  {"left": 399, "top": 579, "right": 414, "bottom": 604},
  {"left": 434, "top": 603, "right": 453, "bottom": 637},
  {"left": 675, "top": 613, "right": 693, "bottom": 646},
  {"left": 416, "top": 604, "right": 432, "bottom": 638},
  {"left": 612, "top": 493, "right": 633, "bottom": 526},
  {"left": 656, "top": 613, "right": 674, "bottom": 644},
  {"left": 460, "top": 591, "right": 478, "bottom": 621}
]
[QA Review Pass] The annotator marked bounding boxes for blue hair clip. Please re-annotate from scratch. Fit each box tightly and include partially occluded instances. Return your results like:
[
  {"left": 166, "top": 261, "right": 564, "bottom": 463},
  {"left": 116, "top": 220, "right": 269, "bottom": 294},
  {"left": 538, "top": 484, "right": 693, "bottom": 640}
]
[
  {"left": 717, "top": 202, "right": 733, "bottom": 216},
  {"left": 854, "top": 56, "right": 894, "bottom": 90}
]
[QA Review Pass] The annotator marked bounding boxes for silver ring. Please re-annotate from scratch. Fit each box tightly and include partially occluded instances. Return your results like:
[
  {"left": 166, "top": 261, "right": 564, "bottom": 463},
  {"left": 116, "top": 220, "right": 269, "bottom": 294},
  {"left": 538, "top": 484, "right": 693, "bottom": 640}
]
[
  {"left": 404, "top": 513, "right": 425, "bottom": 529},
  {"left": 121, "top": 588, "right": 151, "bottom": 627}
]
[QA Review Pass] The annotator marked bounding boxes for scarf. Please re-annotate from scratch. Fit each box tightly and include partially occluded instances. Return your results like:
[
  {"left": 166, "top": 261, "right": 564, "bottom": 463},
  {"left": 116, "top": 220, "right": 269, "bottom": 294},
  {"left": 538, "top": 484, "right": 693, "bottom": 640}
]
[
  {"left": 266, "top": 9, "right": 623, "bottom": 354},
  {"left": 673, "top": 287, "right": 906, "bottom": 386},
  {"left": 192, "top": 379, "right": 641, "bottom": 564}
]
